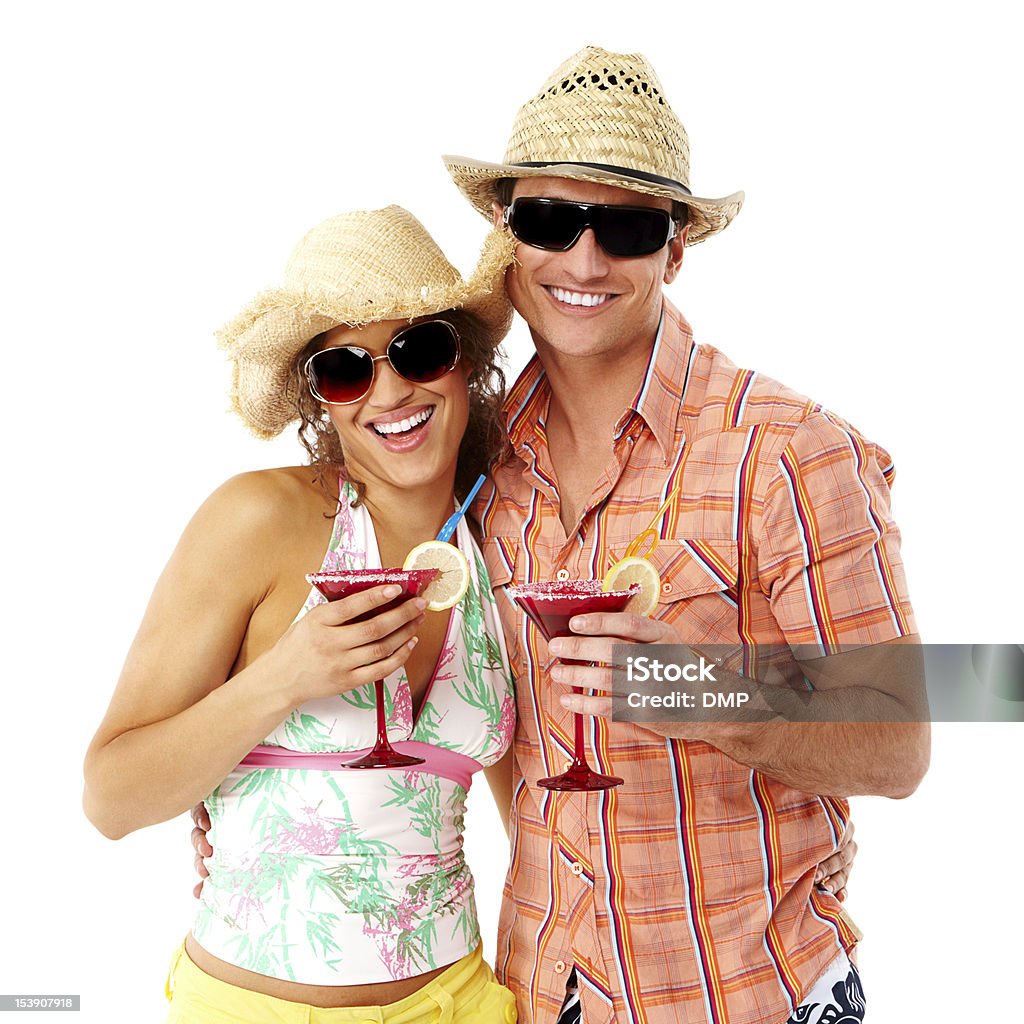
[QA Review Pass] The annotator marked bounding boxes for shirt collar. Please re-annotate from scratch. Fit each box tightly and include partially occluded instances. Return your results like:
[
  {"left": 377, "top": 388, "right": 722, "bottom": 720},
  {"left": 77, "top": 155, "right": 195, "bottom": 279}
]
[
  {"left": 621, "top": 301, "right": 697, "bottom": 460},
  {"left": 503, "top": 351, "right": 549, "bottom": 455},
  {"left": 503, "top": 300, "right": 697, "bottom": 463}
]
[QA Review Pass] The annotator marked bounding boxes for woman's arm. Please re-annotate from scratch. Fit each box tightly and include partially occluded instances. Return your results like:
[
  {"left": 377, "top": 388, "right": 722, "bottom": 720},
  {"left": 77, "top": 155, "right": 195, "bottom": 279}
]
[{"left": 83, "top": 471, "right": 425, "bottom": 839}]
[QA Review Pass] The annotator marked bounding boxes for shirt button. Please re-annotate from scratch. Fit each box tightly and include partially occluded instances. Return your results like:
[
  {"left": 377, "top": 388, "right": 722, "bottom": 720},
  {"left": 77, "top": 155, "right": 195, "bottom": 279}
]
[
  {"left": 662, "top": 581, "right": 672, "bottom": 593},
  {"left": 556, "top": 568, "right": 570, "bottom": 581},
  {"left": 571, "top": 861, "right": 583, "bottom": 876},
  {"left": 554, "top": 960, "right": 567, "bottom": 974}
]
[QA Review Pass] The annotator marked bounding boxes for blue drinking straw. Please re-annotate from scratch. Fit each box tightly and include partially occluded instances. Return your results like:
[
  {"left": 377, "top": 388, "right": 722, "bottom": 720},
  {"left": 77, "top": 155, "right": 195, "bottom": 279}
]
[{"left": 436, "top": 474, "right": 487, "bottom": 542}]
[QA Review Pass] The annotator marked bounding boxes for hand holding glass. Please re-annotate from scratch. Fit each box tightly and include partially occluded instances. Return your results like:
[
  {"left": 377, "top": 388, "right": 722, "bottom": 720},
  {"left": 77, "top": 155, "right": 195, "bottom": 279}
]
[
  {"left": 508, "top": 580, "right": 638, "bottom": 791},
  {"left": 307, "top": 568, "right": 437, "bottom": 769}
]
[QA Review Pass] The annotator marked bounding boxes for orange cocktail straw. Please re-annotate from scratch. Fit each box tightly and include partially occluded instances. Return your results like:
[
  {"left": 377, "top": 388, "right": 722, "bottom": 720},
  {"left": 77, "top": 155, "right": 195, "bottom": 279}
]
[
  {"left": 614, "top": 438, "right": 696, "bottom": 567},
  {"left": 621, "top": 486, "right": 681, "bottom": 561}
]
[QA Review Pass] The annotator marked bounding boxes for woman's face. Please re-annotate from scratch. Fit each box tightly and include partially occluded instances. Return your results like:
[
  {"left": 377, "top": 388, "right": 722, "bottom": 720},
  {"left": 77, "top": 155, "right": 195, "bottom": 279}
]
[{"left": 317, "top": 318, "right": 470, "bottom": 497}]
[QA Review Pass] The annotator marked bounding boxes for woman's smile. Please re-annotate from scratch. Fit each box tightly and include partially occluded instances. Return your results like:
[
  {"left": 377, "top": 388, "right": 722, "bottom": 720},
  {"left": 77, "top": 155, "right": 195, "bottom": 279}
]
[{"left": 364, "top": 402, "right": 436, "bottom": 452}]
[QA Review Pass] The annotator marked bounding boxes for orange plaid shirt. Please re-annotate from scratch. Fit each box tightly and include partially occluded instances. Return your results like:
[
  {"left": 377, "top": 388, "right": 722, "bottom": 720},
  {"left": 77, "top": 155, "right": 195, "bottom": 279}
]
[{"left": 476, "top": 301, "right": 916, "bottom": 1024}]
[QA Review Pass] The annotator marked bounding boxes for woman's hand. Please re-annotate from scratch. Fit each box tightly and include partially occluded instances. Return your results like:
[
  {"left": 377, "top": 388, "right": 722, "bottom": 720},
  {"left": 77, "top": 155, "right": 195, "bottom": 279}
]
[
  {"left": 191, "top": 802, "right": 212, "bottom": 899},
  {"left": 814, "top": 820, "right": 857, "bottom": 901},
  {"left": 268, "top": 585, "right": 427, "bottom": 707}
]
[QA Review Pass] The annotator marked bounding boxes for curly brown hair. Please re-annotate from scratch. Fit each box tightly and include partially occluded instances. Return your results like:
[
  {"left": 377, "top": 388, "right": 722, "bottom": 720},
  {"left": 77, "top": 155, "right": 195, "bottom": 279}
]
[{"left": 288, "top": 310, "right": 509, "bottom": 505}]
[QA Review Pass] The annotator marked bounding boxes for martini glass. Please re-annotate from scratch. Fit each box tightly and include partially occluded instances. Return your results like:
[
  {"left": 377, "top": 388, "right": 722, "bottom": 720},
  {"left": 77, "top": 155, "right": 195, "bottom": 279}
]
[
  {"left": 508, "top": 580, "right": 638, "bottom": 791},
  {"left": 307, "top": 568, "right": 438, "bottom": 769}
]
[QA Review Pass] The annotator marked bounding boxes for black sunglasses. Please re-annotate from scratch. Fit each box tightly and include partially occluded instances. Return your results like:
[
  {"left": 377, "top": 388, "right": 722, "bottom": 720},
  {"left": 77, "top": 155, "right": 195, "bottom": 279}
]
[
  {"left": 503, "top": 197, "right": 678, "bottom": 257},
  {"left": 304, "top": 319, "right": 461, "bottom": 405}
]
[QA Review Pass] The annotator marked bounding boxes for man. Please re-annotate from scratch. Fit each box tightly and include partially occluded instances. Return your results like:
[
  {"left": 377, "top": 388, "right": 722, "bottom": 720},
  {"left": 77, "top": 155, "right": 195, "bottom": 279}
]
[{"left": 443, "top": 46, "right": 928, "bottom": 1024}]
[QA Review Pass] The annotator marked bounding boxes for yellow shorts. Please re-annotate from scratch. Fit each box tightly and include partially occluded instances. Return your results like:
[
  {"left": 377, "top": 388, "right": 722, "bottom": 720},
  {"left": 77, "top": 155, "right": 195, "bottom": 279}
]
[{"left": 164, "top": 941, "right": 517, "bottom": 1023}]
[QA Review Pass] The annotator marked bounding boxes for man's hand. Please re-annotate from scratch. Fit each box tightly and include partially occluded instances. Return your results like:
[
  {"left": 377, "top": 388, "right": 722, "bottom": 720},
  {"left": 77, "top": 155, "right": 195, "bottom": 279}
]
[
  {"left": 548, "top": 610, "right": 676, "bottom": 719},
  {"left": 191, "top": 802, "right": 212, "bottom": 899},
  {"left": 549, "top": 613, "right": 737, "bottom": 737}
]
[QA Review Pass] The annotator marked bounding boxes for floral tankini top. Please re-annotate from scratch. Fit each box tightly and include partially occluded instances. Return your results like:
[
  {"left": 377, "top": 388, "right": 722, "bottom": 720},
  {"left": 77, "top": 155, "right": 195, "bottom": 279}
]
[{"left": 192, "top": 480, "right": 515, "bottom": 984}]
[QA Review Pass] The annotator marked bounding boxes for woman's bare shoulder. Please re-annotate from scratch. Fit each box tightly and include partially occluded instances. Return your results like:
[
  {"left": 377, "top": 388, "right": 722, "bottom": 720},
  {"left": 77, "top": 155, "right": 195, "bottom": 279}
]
[
  {"left": 200, "top": 466, "right": 336, "bottom": 530},
  {"left": 168, "top": 466, "right": 336, "bottom": 586}
]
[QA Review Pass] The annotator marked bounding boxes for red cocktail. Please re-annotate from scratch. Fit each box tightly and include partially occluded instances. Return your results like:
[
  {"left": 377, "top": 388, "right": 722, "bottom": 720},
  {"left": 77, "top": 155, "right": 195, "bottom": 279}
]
[
  {"left": 307, "top": 568, "right": 438, "bottom": 769},
  {"left": 508, "top": 580, "right": 638, "bottom": 791}
]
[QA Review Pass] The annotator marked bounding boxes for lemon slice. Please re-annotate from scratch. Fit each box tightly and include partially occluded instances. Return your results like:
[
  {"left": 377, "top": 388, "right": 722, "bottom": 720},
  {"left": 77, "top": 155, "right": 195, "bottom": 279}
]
[
  {"left": 603, "top": 556, "right": 661, "bottom": 616},
  {"left": 402, "top": 540, "right": 471, "bottom": 611}
]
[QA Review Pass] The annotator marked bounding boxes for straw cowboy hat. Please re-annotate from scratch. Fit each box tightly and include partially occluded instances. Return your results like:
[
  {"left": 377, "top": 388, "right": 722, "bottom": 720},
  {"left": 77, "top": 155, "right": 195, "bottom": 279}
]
[
  {"left": 216, "top": 206, "right": 515, "bottom": 438},
  {"left": 444, "top": 45, "right": 744, "bottom": 246}
]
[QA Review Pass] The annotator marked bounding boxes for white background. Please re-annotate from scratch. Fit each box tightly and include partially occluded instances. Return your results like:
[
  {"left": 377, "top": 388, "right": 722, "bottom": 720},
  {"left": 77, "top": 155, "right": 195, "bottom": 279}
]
[{"left": 1, "top": 2, "right": 1021, "bottom": 1021}]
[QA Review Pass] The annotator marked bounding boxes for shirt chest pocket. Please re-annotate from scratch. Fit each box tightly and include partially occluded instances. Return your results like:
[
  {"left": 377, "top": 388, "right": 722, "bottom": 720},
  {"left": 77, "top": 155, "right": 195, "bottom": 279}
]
[
  {"left": 480, "top": 536, "right": 519, "bottom": 589},
  {"left": 647, "top": 538, "right": 741, "bottom": 643}
]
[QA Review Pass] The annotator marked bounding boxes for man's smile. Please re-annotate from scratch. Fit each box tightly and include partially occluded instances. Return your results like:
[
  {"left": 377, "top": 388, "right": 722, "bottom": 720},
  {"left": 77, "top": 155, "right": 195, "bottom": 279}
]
[{"left": 544, "top": 285, "right": 615, "bottom": 310}]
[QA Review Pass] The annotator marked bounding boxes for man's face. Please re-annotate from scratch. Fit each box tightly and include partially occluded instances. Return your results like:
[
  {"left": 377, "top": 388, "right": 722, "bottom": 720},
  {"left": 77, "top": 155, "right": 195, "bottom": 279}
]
[{"left": 493, "top": 177, "right": 685, "bottom": 365}]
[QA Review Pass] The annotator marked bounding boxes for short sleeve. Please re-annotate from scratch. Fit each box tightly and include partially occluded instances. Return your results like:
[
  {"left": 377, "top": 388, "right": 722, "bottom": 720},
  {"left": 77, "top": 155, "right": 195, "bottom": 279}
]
[{"left": 757, "top": 412, "right": 917, "bottom": 654}]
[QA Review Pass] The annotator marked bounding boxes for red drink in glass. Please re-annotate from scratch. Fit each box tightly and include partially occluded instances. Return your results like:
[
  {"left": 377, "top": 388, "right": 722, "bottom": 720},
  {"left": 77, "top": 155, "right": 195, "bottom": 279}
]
[
  {"left": 508, "top": 580, "right": 637, "bottom": 791},
  {"left": 308, "top": 569, "right": 437, "bottom": 607},
  {"left": 307, "top": 568, "right": 438, "bottom": 769}
]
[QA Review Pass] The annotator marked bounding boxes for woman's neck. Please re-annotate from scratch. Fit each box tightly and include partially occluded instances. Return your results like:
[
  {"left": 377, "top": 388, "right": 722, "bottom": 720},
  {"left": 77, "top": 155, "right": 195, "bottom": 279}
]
[{"left": 358, "top": 476, "right": 456, "bottom": 568}]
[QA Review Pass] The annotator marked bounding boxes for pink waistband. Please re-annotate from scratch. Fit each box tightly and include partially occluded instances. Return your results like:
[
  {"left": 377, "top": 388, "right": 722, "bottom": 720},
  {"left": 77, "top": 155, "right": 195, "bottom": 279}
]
[{"left": 239, "top": 742, "right": 482, "bottom": 792}]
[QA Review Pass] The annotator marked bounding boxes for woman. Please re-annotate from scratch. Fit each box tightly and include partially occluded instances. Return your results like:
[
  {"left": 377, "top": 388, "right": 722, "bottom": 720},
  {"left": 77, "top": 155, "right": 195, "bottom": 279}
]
[{"left": 83, "top": 206, "right": 520, "bottom": 1022}]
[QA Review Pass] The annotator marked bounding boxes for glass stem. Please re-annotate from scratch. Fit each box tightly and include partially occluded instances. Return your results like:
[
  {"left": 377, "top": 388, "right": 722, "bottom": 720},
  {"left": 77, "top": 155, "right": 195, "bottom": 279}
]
[
  {"left": 563, "top": 658, "right": 596, "bottom": 768},
  {"left": 571, "top": 685, "right": 590, "bottom": 767},
  {"left": 373, "top": 678, "right": 395, "bottom": 753}
]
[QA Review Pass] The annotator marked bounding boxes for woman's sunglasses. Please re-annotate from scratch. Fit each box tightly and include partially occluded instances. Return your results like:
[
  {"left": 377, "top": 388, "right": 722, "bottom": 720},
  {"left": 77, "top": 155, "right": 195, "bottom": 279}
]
[
  {"left": 305, "top": 319, "right": 461, "bottom": 405},
  {"left": 503, "top": 197, "right": 678, "bottom": 258}
]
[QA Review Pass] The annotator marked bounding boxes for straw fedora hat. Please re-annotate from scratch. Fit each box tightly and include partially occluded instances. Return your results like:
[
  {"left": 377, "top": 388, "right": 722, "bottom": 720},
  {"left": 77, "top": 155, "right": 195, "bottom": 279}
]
[
  {"left": 216, "top": 206, "right": 515, "bottom": 439},
  {"left": 444, "top": 46, "right": 744, "bottom": 246}
]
